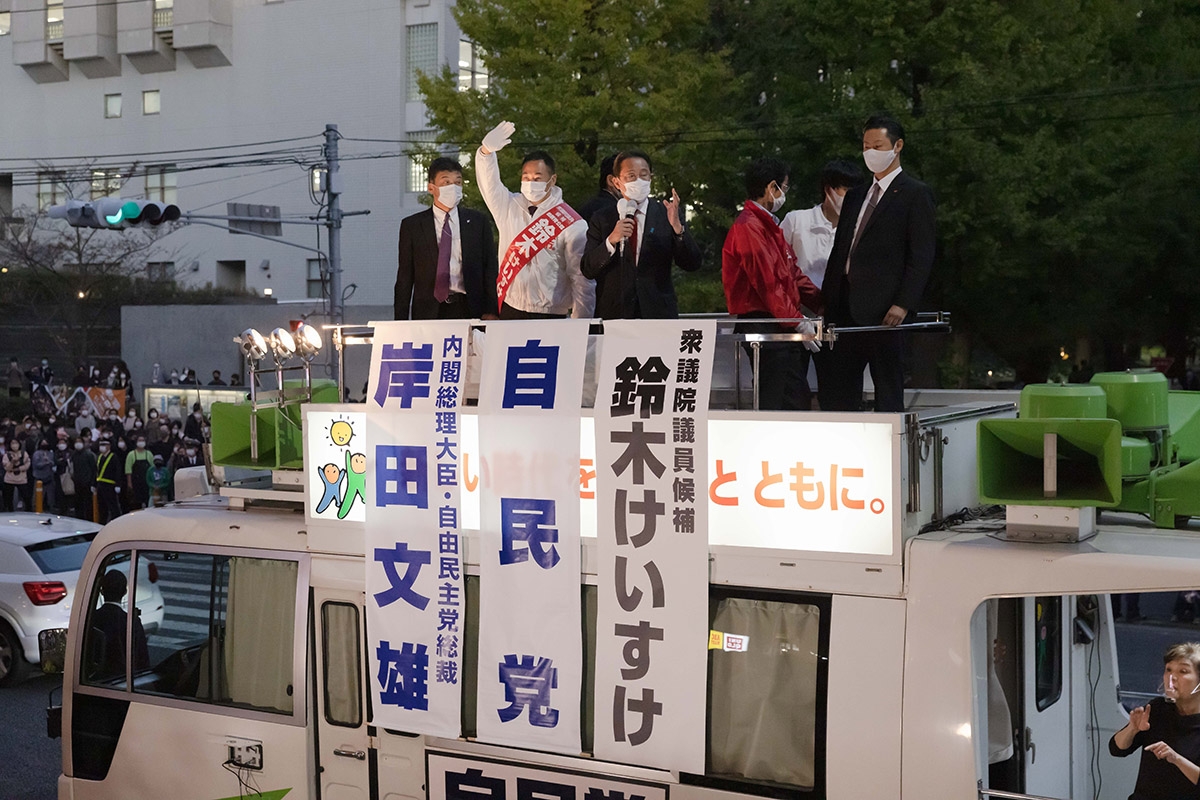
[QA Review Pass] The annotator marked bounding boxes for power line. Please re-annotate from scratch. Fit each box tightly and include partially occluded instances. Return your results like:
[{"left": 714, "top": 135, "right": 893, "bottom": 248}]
[{"left": 0, "top": 134, "right": 323, "bottom": 164}]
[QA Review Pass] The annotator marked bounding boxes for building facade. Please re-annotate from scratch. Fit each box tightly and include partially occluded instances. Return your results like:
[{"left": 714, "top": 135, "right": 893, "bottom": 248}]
[{"left": 0, "top": 0, "right": 484, "bottom": 305}]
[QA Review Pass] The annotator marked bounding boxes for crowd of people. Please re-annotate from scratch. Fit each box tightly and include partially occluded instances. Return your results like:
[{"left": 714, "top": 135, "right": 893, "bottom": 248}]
[
  {"left": 0, "top": 403, "right": 209, "bottom": 522},
  {"left": 394, "top": 112, "right": 936, "bottom": 412},
  {"left": 6, "top": 357, "right": 242, "bottom": 398}
]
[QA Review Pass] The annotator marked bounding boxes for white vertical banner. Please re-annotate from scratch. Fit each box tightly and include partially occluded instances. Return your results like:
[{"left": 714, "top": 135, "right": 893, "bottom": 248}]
[
  {"left": 594, "top": 319, "right": 715, "bottom": 773},
  {"left": 365, "top": 320, "right": 471, "bottom": 737},
  {"left": 476, "top": 320, "right": 590, "bottom": 754}
]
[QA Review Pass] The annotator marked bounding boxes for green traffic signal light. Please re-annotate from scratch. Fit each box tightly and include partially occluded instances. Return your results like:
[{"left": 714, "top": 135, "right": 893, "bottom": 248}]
[{"left": 104, "top": 201, "right": 141, "bottom": 226}]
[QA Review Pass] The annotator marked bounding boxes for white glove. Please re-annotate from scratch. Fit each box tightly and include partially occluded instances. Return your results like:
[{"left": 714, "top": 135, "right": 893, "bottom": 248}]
[
  {"left": 482, "top": 121, "right": 515, "bottom": 153},
  {"left": 797, "top": 318, "right": 821, "bottom": 353},
  {"left": 114, "top": 487, "right": 121, "bottom": 494}
]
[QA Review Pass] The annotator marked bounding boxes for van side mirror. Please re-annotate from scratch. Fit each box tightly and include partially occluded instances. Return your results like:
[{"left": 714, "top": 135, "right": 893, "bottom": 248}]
[{"left": 38, "top": 628, "right": 68, "bottom": 675}]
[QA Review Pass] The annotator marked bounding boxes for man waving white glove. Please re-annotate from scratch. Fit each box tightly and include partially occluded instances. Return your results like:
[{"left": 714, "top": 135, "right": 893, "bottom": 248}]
[{"left": 481, "top": 121, "right": 515, "bottom": 154}]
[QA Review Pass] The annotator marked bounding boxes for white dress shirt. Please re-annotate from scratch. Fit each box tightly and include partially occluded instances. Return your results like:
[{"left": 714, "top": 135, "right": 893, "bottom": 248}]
[
  {"left": 781, "top": 204, "right": 836, "bottom": 290},
  {"left": 475, "top": 147, "right": 595, "bottom": 318},
  {"left": 430, "top": 204, "right": 465, "bottom": 295}
]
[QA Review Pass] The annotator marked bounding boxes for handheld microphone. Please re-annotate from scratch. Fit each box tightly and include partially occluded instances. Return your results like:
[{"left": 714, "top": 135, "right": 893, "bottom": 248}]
[{"left": 617, "top": 199, "right": 635, "bottom": 257}]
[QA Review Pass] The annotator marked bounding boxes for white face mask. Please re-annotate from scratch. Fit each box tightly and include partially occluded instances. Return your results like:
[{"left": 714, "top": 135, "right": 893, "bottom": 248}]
[
  {"left": 434, "top": 184, "right": 463, "bottom": 209},
  {"left": 74, "top": 442, "right": 84, "bottom": 451},
  {"left": 622, "top": 178, "right": 651, "bottom": 205},
  {"left": 863, "top": 147, "right": 898, "bottom": 174},
  {"left": 186, "top": 449, "right": 196, "bottom": 457},
  {"left": 521, "top": 180, "right": 550, "bottom": 204},
  {"left": 57, "top": 443, "right": 67, "bottom": 451},
  {"left": 826, "top": 188, "right": 845, "bottom": 215},
  {"left": 770, "top": 183, "right": 786, "bottom": 213}
]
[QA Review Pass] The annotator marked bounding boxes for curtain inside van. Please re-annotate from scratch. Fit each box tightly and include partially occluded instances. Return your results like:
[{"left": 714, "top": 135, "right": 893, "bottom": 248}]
[
  {"left": 224, "top": 557, "right": 297, "bottom": 713},
  {"left": 709, "top": 597, "right": 821, "bottom": 788}
]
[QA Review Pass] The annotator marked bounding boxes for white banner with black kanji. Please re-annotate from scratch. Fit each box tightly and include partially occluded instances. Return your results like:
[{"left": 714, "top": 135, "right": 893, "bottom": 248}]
[
  {"left": 364, "top": 320, "right": 470, "bottom": 737},
  {"left": 593, "top": 319, "right": 715, "bottom": 773},
  {"left": 475, "top": 320, "right": 590, "bottom": 754}
]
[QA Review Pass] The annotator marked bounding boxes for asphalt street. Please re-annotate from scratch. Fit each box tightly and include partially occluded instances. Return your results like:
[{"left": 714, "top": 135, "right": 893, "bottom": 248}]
[{"left": 0, "top": 672, "right": 63, "bottom": 800}]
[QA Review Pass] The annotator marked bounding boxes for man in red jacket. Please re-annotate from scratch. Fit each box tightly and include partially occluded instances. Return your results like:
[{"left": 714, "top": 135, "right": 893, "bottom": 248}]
[{"left": 722, "top": 158, "right": 823, "bottom": 410}]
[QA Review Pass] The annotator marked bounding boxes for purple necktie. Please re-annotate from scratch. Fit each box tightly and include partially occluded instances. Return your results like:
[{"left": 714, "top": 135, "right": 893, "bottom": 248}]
[{"left": 434, "top": 212, "right": 452, "bottom": 303}]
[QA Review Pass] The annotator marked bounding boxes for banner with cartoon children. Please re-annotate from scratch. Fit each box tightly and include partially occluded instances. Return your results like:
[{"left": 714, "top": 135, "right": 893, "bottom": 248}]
[{"left": 304, "top": 410, "right": 368, "bottom": 523}]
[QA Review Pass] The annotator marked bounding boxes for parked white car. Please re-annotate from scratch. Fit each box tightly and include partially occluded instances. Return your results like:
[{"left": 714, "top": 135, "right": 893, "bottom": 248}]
[{"left": 0, "top": 513, "right": 165, "bottom": 685}]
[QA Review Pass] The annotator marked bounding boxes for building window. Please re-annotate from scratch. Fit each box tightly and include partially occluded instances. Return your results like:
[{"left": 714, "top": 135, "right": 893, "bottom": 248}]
[
  {"left": 216, "top": 260, "right": 246, "bottom": 292},
  {"left": 0, "top": 11, "right": 11, "bottom": 36},
  {"left": 145, "top": 261, "right": 174, "bottom": 282},
  {"left": 90, "top": 170, "right": 122, "bottom": 200},
  {"left": 105, "top": 94, "right": 122, "bottom": 119},
  {"left": 46, "top": 1, "right": 63, "bottom": 41},
  {"left": 37, "top": 171, "right": 66, "bottom": 210},
  {"left": 306, "top": 258, "right": 324, "bottom": 299},
  {"left": 0, "top": 174, "right": 12, "bottom": 216},
  {"left": 457, "top": 40, "right": 489, "bottom": 92},
  {"left": 153, "top": 0, "right": 172, "bottom": 29},
  {"left": 142, "top": 90, "right": 161, "bottom": 115},
  {"left": 145, "top": 165, "right": 177, "bottom": 203},
  {"left": 0, "top": 173, "right": 12, "bottom": 241},
  {"left": 406, "top": 23, "right": 438, "bottom": 101},
  {"left": 406, "top": 131, "right": 437, "bottom": 193}
]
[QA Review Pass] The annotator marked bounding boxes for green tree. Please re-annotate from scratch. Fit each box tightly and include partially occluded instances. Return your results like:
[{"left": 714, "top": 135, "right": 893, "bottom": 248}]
[
  {"left": 711, "top": 0, "right": 1200, "bottom": 382},
  {"left": 417, "top": 0, "right": 736, "bottom": 300}
]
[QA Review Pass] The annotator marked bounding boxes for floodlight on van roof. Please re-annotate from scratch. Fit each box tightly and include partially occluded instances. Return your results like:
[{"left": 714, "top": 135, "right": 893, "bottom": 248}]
[
  {"left": 236, "top": 329, "right": 269, "bottom": 363},
  {"left": 294, "top": 322, "right": 323, "bottom": 361},
  {"left": 269, "top": 327, "right": 296, "bottom": 365}
]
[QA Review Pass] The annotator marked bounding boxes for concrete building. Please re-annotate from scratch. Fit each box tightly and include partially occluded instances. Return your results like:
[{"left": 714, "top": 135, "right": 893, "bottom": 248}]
[{"left": 0, "top": 0, "right": 487, "bottom": 305}]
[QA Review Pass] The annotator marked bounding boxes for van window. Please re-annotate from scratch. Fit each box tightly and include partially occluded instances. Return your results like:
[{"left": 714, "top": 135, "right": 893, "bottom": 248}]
[
  {"left": 690, "top": 588, "right": 829, "bottom": 795},
  {"left": 81, "top": 551, "right": 141, "bottom": 690},
  {"left": 133, "top": 551, "right": 298, "bottom": 714},
  {"left": 1112, "top": 591, "right": 1200, "bottom": 709},
  {"left": 322, "top": 602, "right": 362, "bottom": 727},
  {"left": 1034, "top": 595, "right": 1063, "bottom": 711}
]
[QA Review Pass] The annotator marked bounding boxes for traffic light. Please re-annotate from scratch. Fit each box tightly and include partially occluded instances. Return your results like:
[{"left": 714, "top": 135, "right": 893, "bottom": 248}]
[{"left": 47, "top": 198, "right": 181, "bottom": 229}]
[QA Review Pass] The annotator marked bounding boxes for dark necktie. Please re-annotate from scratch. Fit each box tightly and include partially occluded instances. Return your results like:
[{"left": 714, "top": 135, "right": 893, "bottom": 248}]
[
  {"left": 528, "top": 206, "right": 538, "bottom": 216},
  {"left": 434, "top": 212, "right": 452, "bottom": 303},
  {"left": 847, "top": 183, "right": 882, "bottom": 274}
]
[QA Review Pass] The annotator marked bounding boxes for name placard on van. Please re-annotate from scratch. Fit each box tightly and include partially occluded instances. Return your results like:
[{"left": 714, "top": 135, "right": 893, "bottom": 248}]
[{"left": 426, "top": 751, "right": 669, "bottom": 800}]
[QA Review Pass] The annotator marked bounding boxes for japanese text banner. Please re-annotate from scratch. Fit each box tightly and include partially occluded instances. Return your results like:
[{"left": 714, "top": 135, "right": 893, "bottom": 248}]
[
  {"left": 476, "top": 320, "right": 589, "bottom": 754},
  {"left": 594, "top": 319, "right": 715, "bottom": 773},
  {"left": 365, "top": 320, "right": 471, "bottom": 737}
]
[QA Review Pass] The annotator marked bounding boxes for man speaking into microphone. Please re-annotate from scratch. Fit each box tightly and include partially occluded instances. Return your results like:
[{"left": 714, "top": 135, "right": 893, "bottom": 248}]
[{"left": 581, "top": 150, "right": 702, "bottom": 319}]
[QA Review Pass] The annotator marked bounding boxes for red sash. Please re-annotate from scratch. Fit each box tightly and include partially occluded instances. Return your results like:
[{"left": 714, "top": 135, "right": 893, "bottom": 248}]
[{"left": 496, "top": 202, "right": 583, "bottom": 313}]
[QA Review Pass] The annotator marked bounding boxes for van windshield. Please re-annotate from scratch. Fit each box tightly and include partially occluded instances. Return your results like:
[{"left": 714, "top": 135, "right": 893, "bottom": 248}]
[{"left": 26, "top": 533, "right": 99, "bottom": 574}]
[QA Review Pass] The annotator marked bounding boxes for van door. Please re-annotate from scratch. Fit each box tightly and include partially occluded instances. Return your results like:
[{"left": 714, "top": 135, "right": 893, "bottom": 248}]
[
  {"left": 1021, "top": 595, "right": 1072, "bottom": 797},
  {"left": 314, "top": 589, "right": 370, "bottom": 799},
  {"left": 68, "top": 548, "right": 312, "bottom": 800}
]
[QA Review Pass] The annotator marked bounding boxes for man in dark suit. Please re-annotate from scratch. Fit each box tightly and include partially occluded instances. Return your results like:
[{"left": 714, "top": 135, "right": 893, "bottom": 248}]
[
  {"left": 394, "top": 156, "right": 499, "bottom": 320},
  {"left": 821, "top": 114, "right": 936, "bottom": 412},
  {"left": 87, "top": 569, "right": 149, "bottom": 681},
  {"left": 581, "top": 150, "right": 702, "bottom": 319}
]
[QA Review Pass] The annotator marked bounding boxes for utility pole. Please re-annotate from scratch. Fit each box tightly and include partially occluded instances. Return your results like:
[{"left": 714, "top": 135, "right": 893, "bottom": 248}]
[{"left": 324, "top": 123, "right": 344, "bottom": 378}]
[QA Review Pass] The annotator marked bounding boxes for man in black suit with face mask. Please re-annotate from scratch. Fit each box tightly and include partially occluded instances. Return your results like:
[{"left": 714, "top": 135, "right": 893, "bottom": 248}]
[
  {"left": 821, "top": 114, "right": 936, "bottom": 412},
  {"left": 581, "top": 150, "right": 702, "bottom": 319},
  {"left": 394, "top": 157, "right": 499, "bottom": 320}
]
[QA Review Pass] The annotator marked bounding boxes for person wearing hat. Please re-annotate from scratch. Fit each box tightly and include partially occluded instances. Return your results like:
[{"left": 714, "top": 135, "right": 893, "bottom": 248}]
[{"left": 146, "top": 454, "right": 171, "bottom": 508}]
